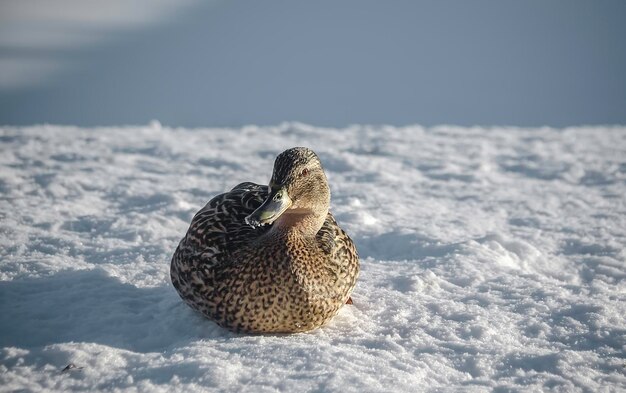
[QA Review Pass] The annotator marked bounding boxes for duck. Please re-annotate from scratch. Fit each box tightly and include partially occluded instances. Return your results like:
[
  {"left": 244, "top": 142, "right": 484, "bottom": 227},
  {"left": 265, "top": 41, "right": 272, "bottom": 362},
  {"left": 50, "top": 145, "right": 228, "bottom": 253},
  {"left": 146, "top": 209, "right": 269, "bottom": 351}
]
[{"left": 170, "top": 147, "right": 359, "bottom": 333}]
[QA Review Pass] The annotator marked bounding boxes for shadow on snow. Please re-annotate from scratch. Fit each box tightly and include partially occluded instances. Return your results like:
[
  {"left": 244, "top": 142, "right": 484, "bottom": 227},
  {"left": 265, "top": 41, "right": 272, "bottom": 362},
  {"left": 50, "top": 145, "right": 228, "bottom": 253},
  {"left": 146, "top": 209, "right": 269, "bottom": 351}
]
[{"left": 0, "top": 269, "right": 231, "bottom": 353}]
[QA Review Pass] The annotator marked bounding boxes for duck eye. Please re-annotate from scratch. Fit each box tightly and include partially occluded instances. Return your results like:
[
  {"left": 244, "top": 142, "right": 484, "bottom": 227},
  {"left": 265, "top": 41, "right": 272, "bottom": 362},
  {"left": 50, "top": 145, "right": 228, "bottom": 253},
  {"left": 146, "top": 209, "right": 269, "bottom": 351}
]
[{"left": 301, "top": 168, "right": 309, "bottom": 177}]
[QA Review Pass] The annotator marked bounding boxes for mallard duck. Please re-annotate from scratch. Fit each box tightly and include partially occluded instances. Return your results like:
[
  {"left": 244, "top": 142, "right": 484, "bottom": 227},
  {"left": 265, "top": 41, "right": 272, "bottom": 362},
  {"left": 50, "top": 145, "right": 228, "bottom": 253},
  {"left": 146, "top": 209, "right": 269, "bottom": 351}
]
[{"left": 170, "top": 147, "right": 359, "bottom": 333}]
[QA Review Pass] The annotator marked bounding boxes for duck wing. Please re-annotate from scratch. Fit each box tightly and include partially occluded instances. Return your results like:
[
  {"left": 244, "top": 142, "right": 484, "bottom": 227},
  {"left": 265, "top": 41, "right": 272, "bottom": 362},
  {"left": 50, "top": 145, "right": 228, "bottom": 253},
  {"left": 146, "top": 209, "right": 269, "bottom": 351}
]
[
  {"left": 316, "top": 213, "right": 360, "bottom": 297},
  {"left": 176, "top": 182, "right": 270, "bottom": 270},
  {"left": 316, "top": 213, "right": 358, "bottom": 260}
]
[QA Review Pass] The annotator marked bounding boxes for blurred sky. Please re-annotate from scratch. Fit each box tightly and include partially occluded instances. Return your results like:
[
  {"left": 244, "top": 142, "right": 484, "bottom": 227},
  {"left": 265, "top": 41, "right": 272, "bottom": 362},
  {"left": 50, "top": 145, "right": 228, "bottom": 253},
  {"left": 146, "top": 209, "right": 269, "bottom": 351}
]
[{"left": 0, "top": 0, "right": 625, "bottom": 128}]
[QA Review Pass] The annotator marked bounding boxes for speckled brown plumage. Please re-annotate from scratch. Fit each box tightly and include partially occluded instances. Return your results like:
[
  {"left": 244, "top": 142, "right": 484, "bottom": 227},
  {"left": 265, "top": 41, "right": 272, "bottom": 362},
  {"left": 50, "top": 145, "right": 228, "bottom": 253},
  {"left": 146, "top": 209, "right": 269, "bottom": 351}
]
[{"left": 170, "top": 147, "right": 359, "bottom": 333}]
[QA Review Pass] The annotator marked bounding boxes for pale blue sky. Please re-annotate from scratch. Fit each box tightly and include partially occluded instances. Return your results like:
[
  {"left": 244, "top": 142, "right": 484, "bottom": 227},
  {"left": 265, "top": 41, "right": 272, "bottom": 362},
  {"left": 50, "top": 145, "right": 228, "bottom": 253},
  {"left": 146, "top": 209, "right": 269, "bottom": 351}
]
[{"left": 1, "top": 0, "right": 625, "bottom": 127}]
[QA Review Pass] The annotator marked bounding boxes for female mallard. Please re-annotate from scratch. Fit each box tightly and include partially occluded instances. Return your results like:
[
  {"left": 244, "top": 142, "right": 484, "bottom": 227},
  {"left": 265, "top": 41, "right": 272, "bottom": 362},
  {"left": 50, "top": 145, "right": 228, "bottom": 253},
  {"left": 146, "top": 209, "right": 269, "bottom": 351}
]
[{"left": 171, "top": 147, "right": 359, "bottom": 333}]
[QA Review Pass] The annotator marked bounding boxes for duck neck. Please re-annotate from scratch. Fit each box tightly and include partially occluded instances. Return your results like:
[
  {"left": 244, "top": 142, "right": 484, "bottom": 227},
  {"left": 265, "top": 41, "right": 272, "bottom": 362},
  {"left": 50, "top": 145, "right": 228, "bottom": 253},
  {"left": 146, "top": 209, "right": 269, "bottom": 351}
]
[{"left": 272, "top": 207, "right": 328, "bottom": 238}]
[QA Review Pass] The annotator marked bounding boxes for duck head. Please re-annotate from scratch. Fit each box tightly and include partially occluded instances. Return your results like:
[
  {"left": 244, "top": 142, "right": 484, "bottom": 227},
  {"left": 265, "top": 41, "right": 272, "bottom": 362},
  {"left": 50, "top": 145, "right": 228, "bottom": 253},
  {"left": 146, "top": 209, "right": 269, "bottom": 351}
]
[{"left": 245, "top": 147, "right": 330, "bottom": 230}]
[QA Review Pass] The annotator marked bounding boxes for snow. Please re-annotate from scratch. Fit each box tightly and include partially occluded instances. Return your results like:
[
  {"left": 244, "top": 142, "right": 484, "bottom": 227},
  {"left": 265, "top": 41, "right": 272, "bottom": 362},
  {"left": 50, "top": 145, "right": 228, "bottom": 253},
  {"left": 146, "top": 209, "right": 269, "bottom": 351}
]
[{"left": 1, "top": 123, "right": 625, "bottom": 392}]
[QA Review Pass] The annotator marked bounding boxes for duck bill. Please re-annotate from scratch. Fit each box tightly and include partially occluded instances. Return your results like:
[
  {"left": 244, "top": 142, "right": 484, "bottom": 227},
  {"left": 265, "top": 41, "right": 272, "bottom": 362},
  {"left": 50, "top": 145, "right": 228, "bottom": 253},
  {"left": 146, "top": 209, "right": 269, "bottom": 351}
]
[{"left": 245, "top": 187, "right": 292, "bottom": 227}]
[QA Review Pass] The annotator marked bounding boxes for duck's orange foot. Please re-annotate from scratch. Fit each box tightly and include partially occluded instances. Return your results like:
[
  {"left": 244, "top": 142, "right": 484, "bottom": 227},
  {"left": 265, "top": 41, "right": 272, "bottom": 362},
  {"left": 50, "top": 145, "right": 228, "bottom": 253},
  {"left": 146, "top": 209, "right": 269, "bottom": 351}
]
[{"left": 346, "top": 297, "right": 353, "bottom": 305}]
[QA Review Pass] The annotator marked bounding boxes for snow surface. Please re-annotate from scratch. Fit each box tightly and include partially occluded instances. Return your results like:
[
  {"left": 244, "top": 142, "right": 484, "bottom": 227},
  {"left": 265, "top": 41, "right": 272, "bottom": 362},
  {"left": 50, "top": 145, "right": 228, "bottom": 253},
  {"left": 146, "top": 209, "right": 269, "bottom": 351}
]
[{"left": 0, "top": 123, "right": 625, "bottom": 392}]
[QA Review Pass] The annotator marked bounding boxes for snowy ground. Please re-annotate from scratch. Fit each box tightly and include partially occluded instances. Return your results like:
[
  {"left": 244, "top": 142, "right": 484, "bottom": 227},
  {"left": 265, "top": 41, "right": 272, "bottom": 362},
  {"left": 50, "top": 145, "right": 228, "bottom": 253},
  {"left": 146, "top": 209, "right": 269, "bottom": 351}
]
[{"left": 0, "top": 123, "right": 625, "bottom": 392}]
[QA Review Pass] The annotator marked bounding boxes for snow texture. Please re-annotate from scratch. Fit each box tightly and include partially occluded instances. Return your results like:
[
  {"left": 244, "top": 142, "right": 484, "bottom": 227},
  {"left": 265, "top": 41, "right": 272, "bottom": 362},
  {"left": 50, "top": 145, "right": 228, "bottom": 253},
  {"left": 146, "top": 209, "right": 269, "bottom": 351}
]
[{"left": 1, "top": 123, "right": 625, "bottom": 392}]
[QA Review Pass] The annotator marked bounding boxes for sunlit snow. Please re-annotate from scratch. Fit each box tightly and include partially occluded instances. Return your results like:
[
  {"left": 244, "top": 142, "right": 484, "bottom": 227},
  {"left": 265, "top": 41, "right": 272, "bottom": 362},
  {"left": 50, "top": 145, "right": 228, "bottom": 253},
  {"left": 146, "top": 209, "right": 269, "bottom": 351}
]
[{"left": 1, "top": 124, "right": 624, "bottom": 391}]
